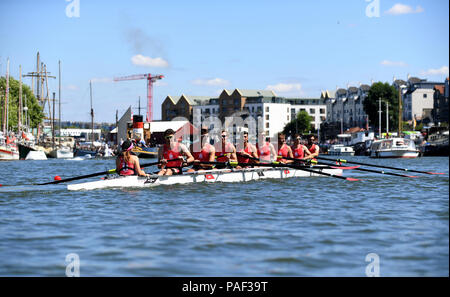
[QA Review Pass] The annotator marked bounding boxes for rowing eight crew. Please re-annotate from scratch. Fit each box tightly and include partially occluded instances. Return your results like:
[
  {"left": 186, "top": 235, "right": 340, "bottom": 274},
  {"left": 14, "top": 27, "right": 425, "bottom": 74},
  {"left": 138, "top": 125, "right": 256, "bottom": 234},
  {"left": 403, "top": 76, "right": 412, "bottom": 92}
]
[{"left": 116, "top": 127, "right": 320, "bottom": 177}]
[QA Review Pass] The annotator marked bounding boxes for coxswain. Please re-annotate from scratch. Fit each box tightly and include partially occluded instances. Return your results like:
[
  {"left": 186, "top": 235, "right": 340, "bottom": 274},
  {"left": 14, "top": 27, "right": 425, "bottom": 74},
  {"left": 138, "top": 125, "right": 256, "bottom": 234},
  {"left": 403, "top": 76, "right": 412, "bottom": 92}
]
[
  {"left": 188, "top": 127, "right": 216, "bottom": 172},
  {"left": 291, "top": 134, "right": 313, "bottom": 163},
  {"left": 236, "top": 131, "right": 258, "bottom": 167},
  {"left": 257, "top": 132, "right": 277, "bottom": 163},
  {"left": 158, "top": 129, "right": 194, "bottom": 176},
  {"left": 306, "top": 135, "right": 320, "bottom": 160},
  {"left": 116, "top": 139, "right": 148, "bottom": 176},
  {"left": 277, "top": 133, "right": 294, "bottom": 164},
  {"left": 215, "top": 130, "right": 237, "bottom": 169}
]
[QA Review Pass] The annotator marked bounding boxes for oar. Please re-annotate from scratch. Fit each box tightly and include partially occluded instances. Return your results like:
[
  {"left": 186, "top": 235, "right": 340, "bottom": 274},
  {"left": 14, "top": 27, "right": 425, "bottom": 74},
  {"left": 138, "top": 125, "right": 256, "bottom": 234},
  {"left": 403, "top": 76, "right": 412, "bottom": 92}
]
[
  {"left": 316, "top": 156, "right": 445, "bottom": 175},
  {"left": 37, "top": 158, "right": 180, "bottom": 186},
  {"left": 195, "top": 161, "right": 360, "bottom": 181},
  {"left": 313, "top": 160, "right": 418, "bottom": 178}
]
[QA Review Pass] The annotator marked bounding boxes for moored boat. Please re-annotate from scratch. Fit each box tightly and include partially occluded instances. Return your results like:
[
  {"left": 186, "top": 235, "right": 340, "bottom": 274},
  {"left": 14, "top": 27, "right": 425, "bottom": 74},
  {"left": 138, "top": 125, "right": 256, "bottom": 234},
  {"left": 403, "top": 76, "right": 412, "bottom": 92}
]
[
  {"left": 369, "top": 137, "right": 420, "bottom": 158},
  {"left": 67, "top": 166, "right": 343, "bottom": 191},
  {"left": 328, "top": 144, "right": 355, "bottom": 156}
]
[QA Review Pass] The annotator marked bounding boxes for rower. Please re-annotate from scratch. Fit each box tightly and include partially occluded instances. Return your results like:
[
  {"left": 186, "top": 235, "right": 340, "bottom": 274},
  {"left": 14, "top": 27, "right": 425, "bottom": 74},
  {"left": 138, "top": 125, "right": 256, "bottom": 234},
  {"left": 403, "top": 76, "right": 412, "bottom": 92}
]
[
  {"left": 215, "top": 130, "right": 237, "bottom": 169},
  {"left": 291, "top": 134, "right": 313, "bottom": 163},
  {"left": 237, "top": 131, "right": 258, "bottom": 167},
  {"left": 277, "top": 133, "right": 294, "bottom": 164},
  {"left": 257, "top": 132, "right": 277, "bottom": 163},
  {"left": 116, "top": 139, "right": 148, "bottom": 176},
  {"left": 188, "top": 126, "right": 216, "bottom": 172},
  {"left": 158, "top": 129, "right": 194, "bottom": 176},
  {"left": 306, "top": 135, "right": 320, "bottom": 160}
]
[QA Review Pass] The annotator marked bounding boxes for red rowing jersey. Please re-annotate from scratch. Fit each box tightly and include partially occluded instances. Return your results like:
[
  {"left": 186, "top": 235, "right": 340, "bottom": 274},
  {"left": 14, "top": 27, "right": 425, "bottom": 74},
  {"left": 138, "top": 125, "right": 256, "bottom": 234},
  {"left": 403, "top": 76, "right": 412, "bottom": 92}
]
[
  {"left": 162, "top": 142, "right": 182, "bottom": 168},
  {"left": 291, "top": 144, "right": 304, "bottom": 159},
  {"left": 237, "top": 144, "right": 253, "bottom": 164},
  {"left": 257, "top": 142, "right": 271, "bottom": 162},
  {"left": 216, "top": 142, "right": 234, "bottom": 162},
  {"left": 193, "top": 143, "right": 213, "bottom": 162},
  {"left": 117, "top": 156, "right": 136, "bottom": 176}
]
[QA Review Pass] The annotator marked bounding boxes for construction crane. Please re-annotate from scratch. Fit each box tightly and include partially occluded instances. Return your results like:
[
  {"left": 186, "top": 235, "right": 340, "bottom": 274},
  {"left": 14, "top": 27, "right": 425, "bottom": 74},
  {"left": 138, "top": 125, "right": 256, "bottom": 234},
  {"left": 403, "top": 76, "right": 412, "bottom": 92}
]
[{"left": 113, "top": 73, "right": 164, "bottom": 122}]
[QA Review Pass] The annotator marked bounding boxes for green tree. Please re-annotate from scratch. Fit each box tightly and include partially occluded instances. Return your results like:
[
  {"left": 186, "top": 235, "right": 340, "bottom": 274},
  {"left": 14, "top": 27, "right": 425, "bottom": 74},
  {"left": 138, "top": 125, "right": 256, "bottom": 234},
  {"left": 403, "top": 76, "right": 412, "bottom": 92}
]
[
  {"left": 0, "top": 76, "right": 44, "bottom": 130},
  {"left": 363, "top": 82, "right": 399, "bottom": 133},
  {"left": 282, "top": 110, "right": 312, "bottom": 136}
]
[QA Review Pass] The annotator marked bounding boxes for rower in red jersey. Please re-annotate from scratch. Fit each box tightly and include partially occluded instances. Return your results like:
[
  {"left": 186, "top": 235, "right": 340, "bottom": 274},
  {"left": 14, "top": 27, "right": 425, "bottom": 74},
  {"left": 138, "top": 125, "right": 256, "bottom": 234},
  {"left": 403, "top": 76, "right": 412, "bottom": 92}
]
[
  {"left": 158, "top": 129, "right": 194, "bottom": 176},
  {"left": 306, "top": 135, "right": 320, "bottom": 160},
  {"left": 215, "top": 130, "right": 237, "bottom": 169},
  {"left": 116, "top": 140, "right": 148, "bottom": 176},
  {"left": 256, "top": 132, "right": 277, "bottom": 163},
  {"left": 277, "top": 133, "right": 294, "bottom": 164},
  {"left": 291, "top": 134, "right": 313, "bottom": 163},
  {"left": 188, "top": 126, "right": 216, "bottom": 172},
  {"left": 236, "top": 131, "right": 258, "bottom": 167}
]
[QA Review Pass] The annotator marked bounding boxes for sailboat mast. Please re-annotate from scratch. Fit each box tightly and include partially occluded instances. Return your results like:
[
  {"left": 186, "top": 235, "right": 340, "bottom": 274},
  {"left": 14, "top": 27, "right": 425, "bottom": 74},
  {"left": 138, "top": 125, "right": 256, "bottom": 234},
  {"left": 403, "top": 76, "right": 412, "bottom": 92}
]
[
  {"left": 4, "top": 58, "right": 9, "bottom": 133},
  {"left": 398, "top": 88, "right": 402, "bottom": 137},
  {"left": 386, "top": 102, "right": 389, "bottom": 137},
  {"left": 19, "top": 65, "right": 22, "bottom": 135},
  {"left": 90, "top": 80, "right": 94, "bottom": 143},
  {"left": 59, "top": 60, "right": 61, "bottom": 146}
]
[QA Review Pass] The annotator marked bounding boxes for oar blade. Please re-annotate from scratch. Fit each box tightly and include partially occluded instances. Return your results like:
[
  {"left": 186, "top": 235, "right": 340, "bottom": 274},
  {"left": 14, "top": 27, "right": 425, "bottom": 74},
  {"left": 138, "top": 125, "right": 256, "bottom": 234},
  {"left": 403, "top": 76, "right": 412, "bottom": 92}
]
[{"left": 345, "top": 177, "right": 360, "bottom": 181}]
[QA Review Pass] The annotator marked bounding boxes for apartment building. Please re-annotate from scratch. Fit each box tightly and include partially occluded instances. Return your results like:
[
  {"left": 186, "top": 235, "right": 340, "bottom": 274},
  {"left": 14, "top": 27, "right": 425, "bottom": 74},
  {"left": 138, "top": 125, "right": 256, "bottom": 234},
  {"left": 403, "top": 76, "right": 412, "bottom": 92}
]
[
  {"left": 167, "top": 88, "right": 326, "bottom": 139},
  {"left": 323, "top": 84, "right": 370, "bottom": 133},
  {"left": 402, "top": 77, "right": 445, "bottom": 122}
]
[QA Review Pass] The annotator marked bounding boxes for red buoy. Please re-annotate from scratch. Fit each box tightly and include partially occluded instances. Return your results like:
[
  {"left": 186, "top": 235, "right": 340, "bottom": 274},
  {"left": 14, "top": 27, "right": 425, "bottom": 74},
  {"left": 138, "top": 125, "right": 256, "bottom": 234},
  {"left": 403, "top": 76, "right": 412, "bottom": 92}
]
[{"left": 54, "top": 176, "right": 62, "bottom": 181}]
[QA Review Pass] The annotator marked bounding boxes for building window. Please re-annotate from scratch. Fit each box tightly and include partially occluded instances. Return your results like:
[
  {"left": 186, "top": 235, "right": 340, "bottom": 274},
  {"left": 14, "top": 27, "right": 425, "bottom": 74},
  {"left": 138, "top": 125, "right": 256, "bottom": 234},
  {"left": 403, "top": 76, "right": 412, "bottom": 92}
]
[
  {"left": 310, "top": 109, "right": 315, "bottom": 114},
  {"left": 320, "top": 108, "right": 325, "bottom": 114},
  {"left": 287, "top": 108, "right": 289, "bottom": 113},
  {"left": 287, "top": 115, "right": 290, "bottom": 121},
  {"left": 266, "top": 122, "right": 270, "bottom": 128},
  {"left": 423, "top": 94, "right": 427, "bottom": 98},
  {"left": 266, "top": 114, "right": 269, "bottom": 120},
  {"left": 265, "top": 106, "right": 269, "bottom": 112}
]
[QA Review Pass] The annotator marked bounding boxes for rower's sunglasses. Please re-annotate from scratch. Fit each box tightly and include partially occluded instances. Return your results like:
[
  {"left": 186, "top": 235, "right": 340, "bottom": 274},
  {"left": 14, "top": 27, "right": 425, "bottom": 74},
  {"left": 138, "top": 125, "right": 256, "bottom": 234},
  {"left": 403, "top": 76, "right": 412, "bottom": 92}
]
[
  {"left": 165, "top": 135, "right": 174, "bottom": 139},
  {"left": 221, "top": 135, "right": 227, "bottom": 138}
]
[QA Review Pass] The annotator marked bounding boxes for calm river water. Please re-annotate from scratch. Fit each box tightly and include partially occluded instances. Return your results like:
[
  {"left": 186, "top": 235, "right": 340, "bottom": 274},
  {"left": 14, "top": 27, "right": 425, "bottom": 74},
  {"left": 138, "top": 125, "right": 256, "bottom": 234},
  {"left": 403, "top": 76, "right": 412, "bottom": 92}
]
[{"left": 0, "top": 156, "right": 448, "bottom": 276}]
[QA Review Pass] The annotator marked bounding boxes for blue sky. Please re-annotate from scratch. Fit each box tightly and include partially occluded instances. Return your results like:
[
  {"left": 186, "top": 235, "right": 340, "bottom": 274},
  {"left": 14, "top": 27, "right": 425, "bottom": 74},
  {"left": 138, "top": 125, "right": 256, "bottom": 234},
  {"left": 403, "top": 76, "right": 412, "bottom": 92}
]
[{"left": 0, "top": 0, "right": 448, "bottom": 123}]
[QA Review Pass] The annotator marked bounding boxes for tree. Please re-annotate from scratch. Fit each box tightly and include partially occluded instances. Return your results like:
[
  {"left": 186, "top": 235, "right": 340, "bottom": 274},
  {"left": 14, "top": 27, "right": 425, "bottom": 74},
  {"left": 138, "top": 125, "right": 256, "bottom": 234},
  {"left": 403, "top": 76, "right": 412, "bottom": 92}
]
[
  {"left": 363, "top": 82, "right": 399, "bottom": 133},
  {"left": 282, "top": 110, "right": 312, "bottom": 136},
  {"left": 0, "top": 76, "right": 44, "bottom": 130}
]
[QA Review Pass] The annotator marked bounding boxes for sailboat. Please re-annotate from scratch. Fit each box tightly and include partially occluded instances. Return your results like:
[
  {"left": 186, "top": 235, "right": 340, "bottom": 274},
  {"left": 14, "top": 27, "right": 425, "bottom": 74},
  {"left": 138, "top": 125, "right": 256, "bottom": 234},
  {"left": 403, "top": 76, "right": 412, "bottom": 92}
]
[
  {"left": 73, "top": 80, "right": 98, "bottom": 158},
  {"left": 48, "top": 61, "right": 73, "bottom": 159},
  {"left": 0, "top": 58, "right": 19, "bottom": 160}
]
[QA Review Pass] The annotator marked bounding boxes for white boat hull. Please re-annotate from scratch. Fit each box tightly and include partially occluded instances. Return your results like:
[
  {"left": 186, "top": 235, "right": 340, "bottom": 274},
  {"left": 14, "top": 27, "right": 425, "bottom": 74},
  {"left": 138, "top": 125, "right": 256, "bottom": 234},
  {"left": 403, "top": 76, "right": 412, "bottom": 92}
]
[
  {"left": 370, "top": 150, "right": 420, "bottom": 158},
  {"left": 25, "top": 150, "right": 48, "bottom": 160},
  {"left": 0, "top": 146, "right": 19, "bottom": 160},
  {"left": 49, "top": 148, "right": 74, "bottom": 159},
  {"left": 67, "top": 166, "right": 343, "bottom": 191}
]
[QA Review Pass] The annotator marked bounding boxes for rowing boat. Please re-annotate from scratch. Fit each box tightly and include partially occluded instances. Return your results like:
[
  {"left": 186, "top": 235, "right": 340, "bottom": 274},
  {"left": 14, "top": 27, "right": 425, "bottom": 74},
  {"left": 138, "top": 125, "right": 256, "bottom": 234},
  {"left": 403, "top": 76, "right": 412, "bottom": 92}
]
[{"left": 67, "top": 166, "right": 343, "bottom": 191}]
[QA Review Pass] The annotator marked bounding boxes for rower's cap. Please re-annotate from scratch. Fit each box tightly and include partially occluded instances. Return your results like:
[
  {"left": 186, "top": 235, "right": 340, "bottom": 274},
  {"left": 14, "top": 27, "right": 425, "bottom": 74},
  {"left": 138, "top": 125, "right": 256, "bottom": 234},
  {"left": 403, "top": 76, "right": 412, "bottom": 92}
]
[
  {"left": 164, "top": 129, "right": 175, "bottom": 136},
  {"left": 121, "top": 139, "right": 133, "bottom": 151}
]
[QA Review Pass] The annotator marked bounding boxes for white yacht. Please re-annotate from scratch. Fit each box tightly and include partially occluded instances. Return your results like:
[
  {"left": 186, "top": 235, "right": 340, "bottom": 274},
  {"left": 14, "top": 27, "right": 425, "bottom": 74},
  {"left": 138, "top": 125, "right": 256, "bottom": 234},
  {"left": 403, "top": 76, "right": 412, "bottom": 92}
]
[
  {"left": 369, "top": 137, "right": 420, "bottom": 158},
  {"left": 328, "top": 144, "right": 355, "bottom": 156}
]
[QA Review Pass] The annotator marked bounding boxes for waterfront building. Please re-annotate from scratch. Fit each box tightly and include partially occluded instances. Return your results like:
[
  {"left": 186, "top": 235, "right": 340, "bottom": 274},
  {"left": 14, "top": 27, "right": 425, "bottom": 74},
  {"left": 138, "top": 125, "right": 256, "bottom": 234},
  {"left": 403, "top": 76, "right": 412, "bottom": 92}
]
[
  {"left": 432, "top": 78, "right": 449, "bottom": 124},
  {"left": 174, "top": 88, "right": 326, "bottom": 139}
]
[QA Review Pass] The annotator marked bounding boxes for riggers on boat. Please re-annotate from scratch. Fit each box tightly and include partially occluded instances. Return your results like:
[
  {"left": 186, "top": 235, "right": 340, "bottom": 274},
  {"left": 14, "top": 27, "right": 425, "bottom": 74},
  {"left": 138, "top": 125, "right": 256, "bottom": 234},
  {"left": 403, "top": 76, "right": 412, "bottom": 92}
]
[{"left": 67, "top": 166, "right": 343, "bottom": 191}]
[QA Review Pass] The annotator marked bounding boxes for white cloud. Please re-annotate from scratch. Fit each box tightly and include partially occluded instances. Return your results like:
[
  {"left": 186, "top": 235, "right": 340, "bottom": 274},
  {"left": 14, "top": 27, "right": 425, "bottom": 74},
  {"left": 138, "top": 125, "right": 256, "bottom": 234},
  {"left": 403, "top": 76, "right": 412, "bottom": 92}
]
[
  {"left": 381, "top": 60, "right": 408, "bottom": 67},
  {"left": 191, "top": 78, "right": 230, "bottom": 86},
  {"left": 131, "top": 54, "right": 169, "bottom": 68},
  {"left": 90, "top": 77, "right": 112, "bottom": 83},
  {"left": 266, "top": 83, "right": 302, "bottom": 93},
  {"left": 385, "top": 4, "right": 424, "bottom": 15},
  {"left": 420, "top": 66, "right": 449, "bottom": 76},
  {"left": 66, "top": 84, "right": 78, "bottom": 90}
]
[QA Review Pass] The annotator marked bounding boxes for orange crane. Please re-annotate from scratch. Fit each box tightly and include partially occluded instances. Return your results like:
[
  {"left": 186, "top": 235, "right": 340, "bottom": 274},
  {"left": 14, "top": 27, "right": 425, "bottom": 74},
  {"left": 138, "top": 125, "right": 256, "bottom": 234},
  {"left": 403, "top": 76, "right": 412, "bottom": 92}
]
[{"left": 113, "top": 73, "right": 164, "bottom": 122}]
